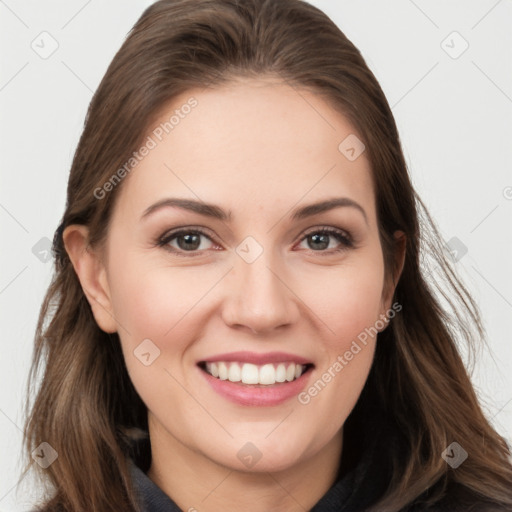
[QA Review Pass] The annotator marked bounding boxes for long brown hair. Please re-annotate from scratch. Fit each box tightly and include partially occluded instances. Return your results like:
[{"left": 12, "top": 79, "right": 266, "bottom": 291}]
[{"left": 22, "top": 0, "right": 512, "bottom": 510}]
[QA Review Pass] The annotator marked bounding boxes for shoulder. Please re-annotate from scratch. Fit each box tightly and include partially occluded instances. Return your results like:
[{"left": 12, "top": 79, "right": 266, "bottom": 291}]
[{"left": 405, "top": 483, "right": 512, "bottom": 512}]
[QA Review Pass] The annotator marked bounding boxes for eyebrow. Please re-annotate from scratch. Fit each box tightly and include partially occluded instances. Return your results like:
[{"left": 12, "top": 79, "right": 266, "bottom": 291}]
[{"left": 140, "top": 197, "right": 368, "bottom": 225}]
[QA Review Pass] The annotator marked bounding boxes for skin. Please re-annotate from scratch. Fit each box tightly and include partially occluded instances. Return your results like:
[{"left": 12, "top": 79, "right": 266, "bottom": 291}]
[{"left": 64, "top": 76, "right": 405, "bottom": 512}]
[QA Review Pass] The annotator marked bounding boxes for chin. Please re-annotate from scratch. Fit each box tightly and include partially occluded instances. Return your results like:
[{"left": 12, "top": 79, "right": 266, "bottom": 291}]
[{"left": 205, "top": 435, "right": 312, "bottom": 474}]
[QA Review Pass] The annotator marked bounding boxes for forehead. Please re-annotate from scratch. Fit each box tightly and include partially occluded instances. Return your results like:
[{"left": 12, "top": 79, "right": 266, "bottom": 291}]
[{"left": 112, "top": 77, "right": 375, "bottom": 223}]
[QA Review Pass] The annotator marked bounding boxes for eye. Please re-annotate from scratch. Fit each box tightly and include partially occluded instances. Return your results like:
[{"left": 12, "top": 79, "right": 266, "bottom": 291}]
[
  {"left": 157, "top": 228, "right": 217, "bottom": 256},
  {"left": 296, "top": 227, "right": 354, "bottom": 254}
]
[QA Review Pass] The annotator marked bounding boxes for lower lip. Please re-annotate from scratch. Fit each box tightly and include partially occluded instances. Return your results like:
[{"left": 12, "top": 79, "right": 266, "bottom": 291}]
[{"left": 198, "top": 365, "right": 314, "bottom": 407}]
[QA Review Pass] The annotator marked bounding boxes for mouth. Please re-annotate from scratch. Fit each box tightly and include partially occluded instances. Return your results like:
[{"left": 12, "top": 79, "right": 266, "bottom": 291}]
[
  {"left": 197, "top": 361, "right": 314, "bottom": 387},
  {"left": 196, "top": 351, "right": 315, "bottom": 406}
]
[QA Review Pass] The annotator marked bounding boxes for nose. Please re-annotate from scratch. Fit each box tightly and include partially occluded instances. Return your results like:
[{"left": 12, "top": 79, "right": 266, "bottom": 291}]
[{"left": 221, "top": 251, "right": 300, "bottom": 335}]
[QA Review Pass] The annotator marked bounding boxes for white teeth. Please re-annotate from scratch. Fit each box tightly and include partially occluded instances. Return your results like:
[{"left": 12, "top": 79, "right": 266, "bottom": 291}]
[
  {"left": 275, "top": 363, "right": 286, "bottom": 382},
  {"left": 285, "top": 364, "right": 295, "bottom": 382},
  {"left": 228, "top": 362, "right": 241, "bottom": 382},
  {"left": 241, "top": 363, "right": 259, "bottom": 384},
  {"left": 206, "top": 362, "right": 219, "bottom": 377},
  {"left": 203, "top": 361, "right": 308, "bottom": 385},
  {"left": 218, "top": 362, "right": 228, "bottom": 380},
  {"left": 259, "top": 364, "right": 275, "bottom": 385}
]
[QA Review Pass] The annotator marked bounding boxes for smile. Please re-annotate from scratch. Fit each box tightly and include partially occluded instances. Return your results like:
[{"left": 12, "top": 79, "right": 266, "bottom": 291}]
[
  {"left": 196, "top": 351, "right": 315, "bottom": 406},
  {"left": 199, "top": 361, "right": 312, "bottom": 386}
]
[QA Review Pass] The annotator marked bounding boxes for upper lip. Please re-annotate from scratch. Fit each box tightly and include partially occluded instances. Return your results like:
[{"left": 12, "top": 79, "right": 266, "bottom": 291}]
[{"left": 198, "top": 351, "right": 313, "bottom": 366}]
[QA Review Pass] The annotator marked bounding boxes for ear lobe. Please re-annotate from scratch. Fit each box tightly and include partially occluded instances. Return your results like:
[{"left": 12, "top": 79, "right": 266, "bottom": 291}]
[
  {"left": 392, "top": 230, "right": 406, "bottom": 286},
  {"left": 62, "top": 225, "right": 117, "bottom": 333},
  {"left": 380, "top": 230, "right": 406, "bottom": 321}
]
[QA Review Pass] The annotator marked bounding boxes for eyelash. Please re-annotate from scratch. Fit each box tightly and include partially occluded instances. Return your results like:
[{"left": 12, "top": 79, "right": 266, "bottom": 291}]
[{"left": 155, "top": 225, "right": 354, "bottom": 257}]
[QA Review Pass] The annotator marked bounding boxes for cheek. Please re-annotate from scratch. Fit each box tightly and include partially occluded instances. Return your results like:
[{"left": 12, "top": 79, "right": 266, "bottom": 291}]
[
  {"left": 298, "top": 253, "right": 385, "bottom": 345},
  {"left": 296, "top": 266, "right": 381, "bottom": 448},
  {"left": 108, "top": 255, "right": 216, "bottom": 339},
  {"left": 332, "top": 270, "right": 384, "bottom": 341},
  {"left": 107, "top": 259, "right": 199, "bottom": 413},
  {"left": 107, "top": 257, "right": 221, "bottom": 393},
  {"left": 293, "top": 250, "right": 384, "bottom": 423}
]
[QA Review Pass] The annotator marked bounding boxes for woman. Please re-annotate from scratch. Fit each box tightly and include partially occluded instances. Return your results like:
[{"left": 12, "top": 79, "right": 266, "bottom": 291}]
[{"left": 22, "top": 0, "right": 512, "bottom": 511}]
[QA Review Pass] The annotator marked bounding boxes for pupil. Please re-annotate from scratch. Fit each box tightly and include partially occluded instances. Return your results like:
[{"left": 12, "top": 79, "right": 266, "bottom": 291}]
[
  {"left": 179, "top": 234, "right": 200, "bottom": 250},
  {"left": 310, "top": 233, "right": 328, "bottom": 250}
]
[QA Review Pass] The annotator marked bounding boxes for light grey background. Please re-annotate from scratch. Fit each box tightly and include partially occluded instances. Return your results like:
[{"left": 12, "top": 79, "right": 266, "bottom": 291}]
[{"left": 1, "top": 0, "right": 511, "bottom": 509}]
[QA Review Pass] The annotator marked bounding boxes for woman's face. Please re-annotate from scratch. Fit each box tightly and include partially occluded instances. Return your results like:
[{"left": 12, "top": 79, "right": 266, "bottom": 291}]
[{"left": 89, "top": 77, "right": 400, "bottom": 472}]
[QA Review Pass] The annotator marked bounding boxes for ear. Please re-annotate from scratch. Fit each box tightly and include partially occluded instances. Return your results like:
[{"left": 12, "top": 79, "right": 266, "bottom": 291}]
[
  {"left": 379, "top": 230, "right": 406, "bottom": 323},
  {"left": 62, "top": 225, "right": 117, "bottom": 333}
]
